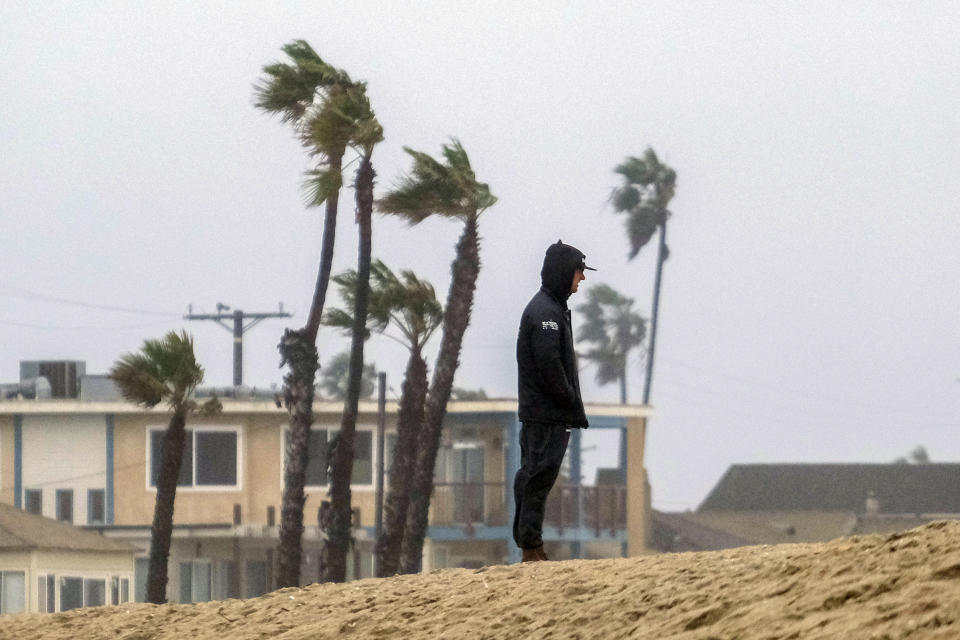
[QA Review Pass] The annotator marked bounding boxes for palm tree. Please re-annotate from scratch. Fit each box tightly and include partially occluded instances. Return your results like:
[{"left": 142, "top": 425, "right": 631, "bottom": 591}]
[
  {"left": 109, "top": 331, "right": 220, "bottom": 604},
  {"left": 320, "top": 81, "right": 383, "bottom": 583},
  {"left": 377, "top": 139, "right": 497, "bottom": 573},
  {"left": 612, "top": 148, "right": 676, "bottom": 405},
  {"left": 254, "top": 39, "right": 370, "bottom": 588},
  {"left": 575, "top": 283, "right": 647, "bottom": 404},
  {"left": 367, "top": 261, "right": 442, "bottom": 577},
  {"left": 324, "top": 259, "right": 442, "bottom": 576}
]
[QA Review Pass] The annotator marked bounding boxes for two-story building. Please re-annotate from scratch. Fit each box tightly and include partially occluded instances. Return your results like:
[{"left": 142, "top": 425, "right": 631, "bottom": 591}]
[{"left": 0, "top": 395, "right": 650, "bottom": 604}]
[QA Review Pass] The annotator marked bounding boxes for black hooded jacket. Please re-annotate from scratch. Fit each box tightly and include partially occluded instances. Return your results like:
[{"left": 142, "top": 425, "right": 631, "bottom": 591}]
[{"left": 516, "top": 241, "right": 589, "bottom": 428}]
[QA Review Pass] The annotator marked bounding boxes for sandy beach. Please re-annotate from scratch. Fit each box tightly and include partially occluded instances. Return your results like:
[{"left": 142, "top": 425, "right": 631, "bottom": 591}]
[{"left": 5, "top": 520, "right": 960, "bottom": 639}]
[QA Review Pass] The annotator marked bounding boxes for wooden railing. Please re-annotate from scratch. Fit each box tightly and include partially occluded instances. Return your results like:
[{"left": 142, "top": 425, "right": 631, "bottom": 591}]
[{"left": 429, "top": 482, "right": 626, "bottom": 536}]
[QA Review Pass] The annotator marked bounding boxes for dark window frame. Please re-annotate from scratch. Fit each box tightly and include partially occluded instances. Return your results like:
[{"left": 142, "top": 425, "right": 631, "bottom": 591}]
[
  {"left": 24, "top": 488, "right": 42, "bottom": 515},
  {"left": 55, "top": 489, "right": 73, "bottom": 523},
  {"left": 87, "top": 488, "right": 106, "bottom": 524}
]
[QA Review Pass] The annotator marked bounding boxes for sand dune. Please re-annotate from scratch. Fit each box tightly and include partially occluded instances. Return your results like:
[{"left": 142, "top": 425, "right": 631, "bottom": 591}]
[{"left": 7, "top": 520, "right": 960, "bottom": 639}]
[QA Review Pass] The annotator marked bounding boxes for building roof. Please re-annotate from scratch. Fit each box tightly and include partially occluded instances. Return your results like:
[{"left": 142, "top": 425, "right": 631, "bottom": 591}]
[
  {"left": 698, "top": 463, "right": 960, "bottom": 513},
  {"left": 651, "top": 510, "right": 754, "bottom": 552},
  {"left": 0, "top": 504, "right": 134, "bottom": 553}
]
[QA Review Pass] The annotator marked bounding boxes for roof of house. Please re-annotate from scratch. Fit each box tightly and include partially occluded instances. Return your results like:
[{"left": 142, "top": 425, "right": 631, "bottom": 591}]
[
  {"left": 652, "top": 509, "right": 955, "bottom": 551},
  {"left": 0, "top": 504, "right": 134, "bottom": 553},
  {"left": 651, "top": 510, "right": 754, "bottom": 551},
  {"left": 698, "top": 463, "right": 960, "bottom": 513}
]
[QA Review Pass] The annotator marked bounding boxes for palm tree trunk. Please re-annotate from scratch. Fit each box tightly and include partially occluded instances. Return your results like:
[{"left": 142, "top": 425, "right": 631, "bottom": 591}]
[
  {"left": 322, "top": 153, "right": 375, "bottom": 583},
  {"left": 277, "top": 150, "right": 343, "bottom": 588},
  {"left": 642, "top": 219, "right": 667, "bottom": 405},
  {"left": 146, "top": 406, "right": 189, "bottom": 604},
  {"left": 276, "top": 330, "right": 319, "bottom": 587},
  {"left": 374, "top": 349, "right": 427, "bottom": 576},
  {"left": 304, "top": 151, "right": 345, "bottom": 344},
  {"left": 400, "top": 213, "right": 480, "bottom": 574}
]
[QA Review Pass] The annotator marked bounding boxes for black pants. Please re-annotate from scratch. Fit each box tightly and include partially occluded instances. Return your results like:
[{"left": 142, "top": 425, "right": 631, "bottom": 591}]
[{"left": 512, "top": 422, "right": 570, "bottom": 550}]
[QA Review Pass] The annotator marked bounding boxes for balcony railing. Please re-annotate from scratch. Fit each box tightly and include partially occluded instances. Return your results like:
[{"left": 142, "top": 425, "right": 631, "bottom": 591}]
[{"left": 429, "top": 482, "right": 626, "bottom": 537}]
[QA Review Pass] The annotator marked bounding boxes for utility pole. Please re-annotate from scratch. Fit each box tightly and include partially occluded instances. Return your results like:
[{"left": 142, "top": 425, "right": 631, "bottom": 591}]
[
  {"left": 184, "top": 302, "right": 292, "bottom": 386},
  {"left": 373, "top": 371, "right": 387, "bottom": 577}
]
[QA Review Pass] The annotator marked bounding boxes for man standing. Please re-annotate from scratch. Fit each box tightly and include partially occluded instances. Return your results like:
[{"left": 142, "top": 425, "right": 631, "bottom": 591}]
[{"left": 514, "top": 239, "right": 595, "bottom": 562}]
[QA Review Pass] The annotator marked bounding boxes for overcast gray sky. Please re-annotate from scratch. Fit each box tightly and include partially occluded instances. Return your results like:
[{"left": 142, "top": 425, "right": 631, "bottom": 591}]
[{"left": 3, "top": 1, "right": 960, "bottom": 511}]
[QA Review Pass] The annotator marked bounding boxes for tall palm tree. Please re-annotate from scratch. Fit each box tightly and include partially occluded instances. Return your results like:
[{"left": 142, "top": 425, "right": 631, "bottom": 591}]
[
  {"left": 377, "top": 139, "right": 497, "bottom": 573},
  {"left": 575, "top": 283, "right": 647, "bottom": 404},
  {"left": 109, "top": 331, "right": 219, "bottom": 604},
  {"left": 321, "top": 82, "right": 383, "bottom": 583},
  {"left": 254, "top": 39, "right": 364, "bottom": 588},
  {"left": 612, "top": 148, "right": 676, "bottom": 405}
]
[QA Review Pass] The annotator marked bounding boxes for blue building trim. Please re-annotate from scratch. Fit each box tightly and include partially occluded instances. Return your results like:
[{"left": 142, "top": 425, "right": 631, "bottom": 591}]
[
  {"left": 569, "top": 428, "right": 582, "bottom": 559},
  {"left": 505, "top": 413, "right": 521, "bottom": 564},
  {"left": 13, "top": 415, "right": 22, "bottom": 508},
  {"left": 583, "top": 415, "right": 627, "bottom": 430},
  {"left": 106, "top": 414, "right": 115, "bottom": 524}
]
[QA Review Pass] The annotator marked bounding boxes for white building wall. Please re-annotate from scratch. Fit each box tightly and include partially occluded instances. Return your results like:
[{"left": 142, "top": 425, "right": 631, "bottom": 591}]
[{"left": 22, "top": 414, "right": 106, "bottom": 525}]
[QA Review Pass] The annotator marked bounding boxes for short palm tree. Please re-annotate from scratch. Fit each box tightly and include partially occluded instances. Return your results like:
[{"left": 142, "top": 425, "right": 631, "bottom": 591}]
[
  {"left": 255, "top": 39, "right": 357, "bottom": 588},
  {"left": 368, "top": 261, "right": 442, "bottom": 577},
  {"left": 575, "top": 283, "right": 647, "bottom": 404},
  {"left": 109, "top": 331, "right": 219, "bottom": 604},
  {"left": 377, "top": 139, "right": 496, "bottom": 573},
  {"left": 612, "top": 148, "right": 676, "bottom": 404},
  {"left": 324, "top": 259, "right": 442, "bottom": 577}
]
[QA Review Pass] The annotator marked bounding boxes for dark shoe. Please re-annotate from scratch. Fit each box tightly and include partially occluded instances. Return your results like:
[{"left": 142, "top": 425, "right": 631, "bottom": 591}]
[{"left": 521, "top": 546, "right": 545, "bottom": 563}]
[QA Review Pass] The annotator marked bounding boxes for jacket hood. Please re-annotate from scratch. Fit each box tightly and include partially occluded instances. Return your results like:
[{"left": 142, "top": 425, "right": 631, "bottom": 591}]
[{"left": 540, "top": 240, "right": 587, "bottom": 302}]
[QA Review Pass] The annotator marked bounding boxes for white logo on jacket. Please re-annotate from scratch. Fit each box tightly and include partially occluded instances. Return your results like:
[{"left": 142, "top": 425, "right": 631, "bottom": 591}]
[{"left": 541, "top": 320, "right": 559, "bottom": 331}]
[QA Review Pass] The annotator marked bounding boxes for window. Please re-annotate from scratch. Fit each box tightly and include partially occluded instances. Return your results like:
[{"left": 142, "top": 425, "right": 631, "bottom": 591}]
[
  {"left": 214, "top": 561, "right": 236, "bottom": 600},
  {"left": 245, "top": 560, "right": 267, "bottom": 598},
  {"left": 150, "top": 430, "right": 193, "bottom": 487},
  {"left": 88, "top": 489, "right": 105, "bottom": 524},
  {"left": 352, "top": 431, "right": 373, "bottom": 484},
  {"left": 385, "top": 433, "right": 398, "bottom": 475},
  {"left": 149, "top": 428, "right": 239, "bottom": 489},
  {"left": 284, "top": 429, "right": 328, "bottom": 486},
  {"left": 110, "top": 576, "right": 129, "bottom": 606},
  {"left": 134, "top": 558, "right": 149, "bottom": 603},
  {"left": 60, "top": 577, "right": 83, "bottom": 611},
  {"left": 24, "top": 489, "right": 42, "bottom": 515},
  {"left": 37, "top": 575, "right": 55, "bottom": 613},
  {"left": 1, "top": 571, "right": 25, "bottom": 615},
  {"left": 179, "top": 561, "right": 211, "bottom": 603},
  {"left": 284, "top": 429, "right": 373, "bottom": 486},
  {"left": 83, "top": 579, "right": 105, "bottom": 607},
  {"left": 56, "top": 489, "right": 74, "bottom": 523},
  {"left": 195, "top": 432, "right": 237, "bottom": 485}
]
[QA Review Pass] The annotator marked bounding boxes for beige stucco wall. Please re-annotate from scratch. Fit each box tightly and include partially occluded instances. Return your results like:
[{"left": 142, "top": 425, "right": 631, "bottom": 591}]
[
  {"left": 0, "top": 550, "right": 32, "bottom": 572},
  {"left": 32, "top": 549, "right": 134, "bottom": 574},
  {"left": 113, "top": 407, "right": 401, "bottom": 528},
  {"left": 626, "top": 415, "right": 649, "bottom": 555}
]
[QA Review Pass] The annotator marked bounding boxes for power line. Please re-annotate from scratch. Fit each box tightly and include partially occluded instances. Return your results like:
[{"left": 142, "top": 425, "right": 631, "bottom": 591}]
[
  {"left": 0, "top": 285, "right": 178, "bottom": 317},
  {"left": 0, "top": 318, "right": 176, "bottom": 331}
]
